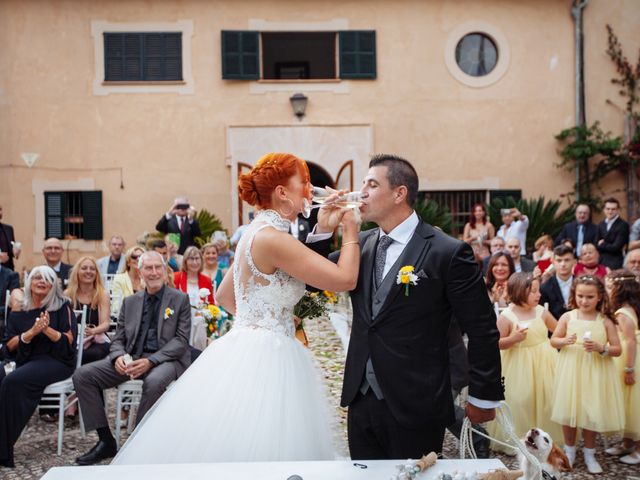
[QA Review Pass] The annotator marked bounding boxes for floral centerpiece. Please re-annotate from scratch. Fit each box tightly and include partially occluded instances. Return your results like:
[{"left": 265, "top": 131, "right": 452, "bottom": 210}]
[
  {"left": 293, "top": 290, "right": 337, "bottom": 347},
  {"left": 192, "top": 288, "right": 230, "bottom": 341}
]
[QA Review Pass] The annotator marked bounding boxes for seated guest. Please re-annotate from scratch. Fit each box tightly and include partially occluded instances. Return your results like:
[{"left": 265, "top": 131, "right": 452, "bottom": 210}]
[
  {"left": 201, "top": 243, "right": 226, "bottom": 294},
  {"left": 482, "top": 236, "right": 506, "bottom": 275},
  {"left": 505, "top": 237, "right": 535, "bottom": 273},
  {"left": 73, "top": 251, "right": 191, "bottom": 465},
  {"left": 0, "top": 265, "right": 19, "bottom": 327},
  {"left": 532, "top": 234, "right": 554, "bottom": 274},
  {"left": 624, "top": 247, "right": 640, "bottom": 275},
  {"left": 540, "top": 245, "right": 576, "bottom": 321},
  {"left": 42, "top": 238, "right": 72, "bottom": 285},
  {"left": 0, "top": 266, "right": 77, "bottom": 468},
  {"left": 486, "top": 252, "right": 515, "bottom": 308},
  {"left": 65, "top": 257, "right": 111, "bottom": 364},
  {"left": 173, "top": 247, "right": 214, "bottom": 306},
  {"left": 149, "top": 240, "right": 176, "bottom": 288},
  {"left": 574, "top": 243, "right": 609, "bottom": 279},
  {"left": 96, "top": 235, "right": 126, "bottom": 278},
  {"left": 463, "top": 203, "right": 495, "bottom": 261},
  {"left": 110, "top": 246, "right": 146, "bottom": 317},
  {"left": 629, "top": 217, "right": 640, "bottom": 251}
]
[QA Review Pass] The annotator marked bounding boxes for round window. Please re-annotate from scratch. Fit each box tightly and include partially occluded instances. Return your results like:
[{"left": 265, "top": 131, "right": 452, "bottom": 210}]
[{"left": 455, "top": 33, "right": 498, "bottom": 77}]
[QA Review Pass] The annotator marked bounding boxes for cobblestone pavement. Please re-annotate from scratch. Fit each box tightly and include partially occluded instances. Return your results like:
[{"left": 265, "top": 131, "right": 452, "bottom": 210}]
[{"left": 3, "top": 314, "right": 639, "bottom": 479}]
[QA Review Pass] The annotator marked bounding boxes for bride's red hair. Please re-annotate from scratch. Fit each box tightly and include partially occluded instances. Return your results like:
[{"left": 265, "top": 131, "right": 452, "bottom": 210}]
[{"left": 238, "top": 153, "right": 310, "bottom": 208}]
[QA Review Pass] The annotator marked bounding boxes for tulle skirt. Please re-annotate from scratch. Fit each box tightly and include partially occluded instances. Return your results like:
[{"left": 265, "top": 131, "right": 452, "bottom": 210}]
[{"left": 112, "top": 327, "right": 336, "bottom": 464}]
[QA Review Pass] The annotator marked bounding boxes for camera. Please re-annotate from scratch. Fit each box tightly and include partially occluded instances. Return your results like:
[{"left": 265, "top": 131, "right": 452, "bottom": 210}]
[
  {"left": 175, "top": 203, "right": 190, "bottom": 210},
  {"left": 500, "top": 208, "right": 512, "bottom": 216}
]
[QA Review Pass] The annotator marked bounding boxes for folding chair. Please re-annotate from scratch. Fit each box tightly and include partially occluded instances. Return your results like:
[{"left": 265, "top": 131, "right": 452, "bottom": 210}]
[
  {"left": 37, "top": 306, "right": 87, "bottom": 455},
  {"left": 114, "top": 379, "right": 143, "bottom": 449}
]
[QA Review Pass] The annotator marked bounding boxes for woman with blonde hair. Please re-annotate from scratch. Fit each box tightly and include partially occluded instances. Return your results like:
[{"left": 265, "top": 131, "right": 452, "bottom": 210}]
[
  {"left": 64, "top": 256, "right": 111, "bottom": 364},
  {"left": 110, "top": 246, "right": 145, "bottom": 316},
  {"left": 113, "top": 152, "right": 360, "bottom": 464}
]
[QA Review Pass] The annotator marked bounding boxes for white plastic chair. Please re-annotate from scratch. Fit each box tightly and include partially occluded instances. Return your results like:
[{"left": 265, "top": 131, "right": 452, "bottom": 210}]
[
  {"left": 114, "top": 380, "right": 143, "bottom": 449},
  {"left": 103, "top": 274, "right": 116, "bottom": 293},
  {"left": 37, "top": 305, "right": 87, "bottom": 455}
]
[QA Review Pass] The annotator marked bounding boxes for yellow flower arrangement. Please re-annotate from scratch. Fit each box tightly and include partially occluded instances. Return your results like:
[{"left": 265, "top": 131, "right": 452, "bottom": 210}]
[
  {"left": 396, "top": 265, "right": 419, "bottom": 296},
  {"left": 164, "top": 308, "right": 174, "bottom": 319},
  {"left": 322, "top": 290, "right": 338, "bottom": 304}
]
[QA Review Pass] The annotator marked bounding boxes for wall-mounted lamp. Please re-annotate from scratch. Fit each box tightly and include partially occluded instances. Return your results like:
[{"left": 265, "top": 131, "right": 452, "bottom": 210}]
[{"left": 289, "top": 93, "right": 308, "bottom": 121}]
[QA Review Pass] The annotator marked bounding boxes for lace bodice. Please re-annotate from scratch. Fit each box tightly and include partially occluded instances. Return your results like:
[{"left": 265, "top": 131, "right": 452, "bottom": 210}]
[{"left": 232, "top": 210, "right": 305, "bottom": 338}]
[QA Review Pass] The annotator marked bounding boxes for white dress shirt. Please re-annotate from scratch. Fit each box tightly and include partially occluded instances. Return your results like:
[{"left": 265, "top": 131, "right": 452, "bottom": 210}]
[{"left": 497, "top": 216, "right": 529, "bottom": 255}]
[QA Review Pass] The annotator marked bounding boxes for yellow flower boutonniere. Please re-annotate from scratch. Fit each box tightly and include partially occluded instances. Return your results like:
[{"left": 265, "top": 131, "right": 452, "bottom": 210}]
[
  {"left": 396, "top": 265, "right": 419, "bottom": 296},
  {"left": 164, "top": 307, "right": 174, "bottom": 320}
]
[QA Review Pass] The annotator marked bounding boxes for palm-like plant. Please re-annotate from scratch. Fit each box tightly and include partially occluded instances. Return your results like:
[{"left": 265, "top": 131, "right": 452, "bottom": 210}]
[
  {"left": 193, "top": 209, "right": 227, "bottom": 247},
  {"left": 488, "top": 196, "right": 574, "bottom": 251}
]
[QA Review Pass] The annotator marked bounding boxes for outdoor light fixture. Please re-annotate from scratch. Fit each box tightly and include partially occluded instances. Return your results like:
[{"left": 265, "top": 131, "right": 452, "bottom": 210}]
[{"left": 289, "top": 93, "right": 308, "bottom": 120}]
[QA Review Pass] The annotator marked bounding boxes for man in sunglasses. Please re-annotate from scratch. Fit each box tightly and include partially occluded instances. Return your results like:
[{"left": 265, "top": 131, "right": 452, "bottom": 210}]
[{"left": 155, "top": 197, "right": 201, "bottom": 255}]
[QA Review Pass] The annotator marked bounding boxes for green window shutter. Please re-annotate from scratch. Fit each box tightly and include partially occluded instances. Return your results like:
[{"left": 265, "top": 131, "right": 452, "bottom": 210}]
[
  {"left": 105, "top": 32, "right": 182, "bottom": 81},
  {"left": 339, "top": 31, "right": 376, "bottom": 79},
  {"left": 221, "top": 31, "right": 260, "bottom": 80},
  {"left": 45, "top": 192, "right": 65, "bottom": 239},
  {"left": 81, "top": 191, "right": 103, "bottom": 240}
]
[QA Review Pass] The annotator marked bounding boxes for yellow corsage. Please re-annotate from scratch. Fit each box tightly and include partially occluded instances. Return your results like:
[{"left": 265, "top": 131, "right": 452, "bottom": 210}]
[
  {"left": 164, "top": 307, "right": 174, "bottom": 319},
  {"left": 396, "top": 265, "right": 418, "bottom": 296}
]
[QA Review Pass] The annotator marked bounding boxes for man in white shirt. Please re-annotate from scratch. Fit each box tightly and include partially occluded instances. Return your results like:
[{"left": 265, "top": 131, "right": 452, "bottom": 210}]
[{"left": 497, "top": 208, "right": 529, "bottom": 255}]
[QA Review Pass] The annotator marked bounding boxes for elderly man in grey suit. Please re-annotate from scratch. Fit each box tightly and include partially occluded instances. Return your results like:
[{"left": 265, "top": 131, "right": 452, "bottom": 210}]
[{"left": 73, "top": 251, "right": 191, "bottom": 465}]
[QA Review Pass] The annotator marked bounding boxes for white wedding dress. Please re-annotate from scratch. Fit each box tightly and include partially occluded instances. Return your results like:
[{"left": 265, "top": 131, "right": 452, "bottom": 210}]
[{"left": 112, "top": 210, "right": 336, "bottom": 464}]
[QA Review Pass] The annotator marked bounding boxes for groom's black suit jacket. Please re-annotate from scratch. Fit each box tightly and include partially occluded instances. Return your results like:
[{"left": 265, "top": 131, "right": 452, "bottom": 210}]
[{"left": 319, "top": 220, "right": 503, "bottom": 429}]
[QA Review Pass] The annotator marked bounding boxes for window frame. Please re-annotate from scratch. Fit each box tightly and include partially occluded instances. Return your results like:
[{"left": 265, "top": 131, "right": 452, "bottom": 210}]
[
  {"left": 91, "top": 20, "right": 194, "bottom": 95},
  {"left": 44, "top": 191, "right": 103, "bottom": 241}
]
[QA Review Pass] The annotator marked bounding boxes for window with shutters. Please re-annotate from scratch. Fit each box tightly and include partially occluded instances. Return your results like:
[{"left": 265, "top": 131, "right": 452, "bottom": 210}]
[
  {"left": 104, "top": 32, "right": 182, "bottom": 82},
  {"left": 221, "top": 30, "right": 376, "bottom": 80},
  {"left": 44, "top": 191, "right": 103, "bottom": 241}
]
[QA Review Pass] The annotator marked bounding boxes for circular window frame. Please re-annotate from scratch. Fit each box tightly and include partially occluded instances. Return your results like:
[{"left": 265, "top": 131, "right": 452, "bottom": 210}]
[{"left": 445, "top": 21, "right": 510, "bottom": 88}]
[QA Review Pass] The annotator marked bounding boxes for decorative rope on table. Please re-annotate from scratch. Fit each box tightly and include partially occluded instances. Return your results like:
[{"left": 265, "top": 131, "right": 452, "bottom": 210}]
[{"left": 459, "top": 401, "right": 541, "bottom": 478}]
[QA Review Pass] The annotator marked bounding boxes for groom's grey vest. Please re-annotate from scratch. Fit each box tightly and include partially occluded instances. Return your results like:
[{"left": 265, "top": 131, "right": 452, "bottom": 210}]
[{"left": 359, "top": 240, "right": 409, "bottom": 400}]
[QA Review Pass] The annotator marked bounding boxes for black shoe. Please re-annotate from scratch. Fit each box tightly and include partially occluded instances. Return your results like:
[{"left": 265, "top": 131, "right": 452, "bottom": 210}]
[{"left": 75, "top": 440, "right": 117, "bottom": 465}]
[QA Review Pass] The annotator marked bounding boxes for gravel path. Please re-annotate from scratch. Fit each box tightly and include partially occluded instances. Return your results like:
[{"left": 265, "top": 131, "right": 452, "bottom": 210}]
[{"left": 2, "top": 313, "right": 638, "bottom": 479}]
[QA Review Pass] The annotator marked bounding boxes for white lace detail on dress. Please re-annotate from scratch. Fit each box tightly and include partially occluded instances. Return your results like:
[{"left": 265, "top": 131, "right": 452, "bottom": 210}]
[{"left": 232, "top": 210, "right": 305, "bottom": 338}]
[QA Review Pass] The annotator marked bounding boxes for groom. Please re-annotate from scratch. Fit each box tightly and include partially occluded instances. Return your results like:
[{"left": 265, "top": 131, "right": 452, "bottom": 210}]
[{"left": 310, "top": 154, "right": 503, "bottom": 459}]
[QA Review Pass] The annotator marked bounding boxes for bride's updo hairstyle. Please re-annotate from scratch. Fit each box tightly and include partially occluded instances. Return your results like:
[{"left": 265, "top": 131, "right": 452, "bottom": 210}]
[{"left": 238, "top": 152, "right": 310, "bottom": 209}]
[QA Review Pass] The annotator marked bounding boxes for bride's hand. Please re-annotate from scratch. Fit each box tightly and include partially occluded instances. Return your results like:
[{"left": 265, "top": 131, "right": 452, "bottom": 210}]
[
  {"left": 341, "top": 207, "right": 361, "bottom": 231},
  {"left": 316, "top": 188, "right": 350, "bottom": 234}
]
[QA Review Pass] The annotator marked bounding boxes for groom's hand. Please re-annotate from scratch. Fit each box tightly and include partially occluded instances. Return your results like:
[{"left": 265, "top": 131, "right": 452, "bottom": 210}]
[
  {"left": 465, "top": 403, "right": 496, "bottom": 423},
  {"left": 126, "top": 358, "right": 153, "bottom": 379}
]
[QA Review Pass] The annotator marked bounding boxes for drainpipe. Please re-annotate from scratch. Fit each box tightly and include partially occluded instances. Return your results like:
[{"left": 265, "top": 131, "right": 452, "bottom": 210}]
[{"left": 571, "top": 0, "right": 589, "bottom": 201}]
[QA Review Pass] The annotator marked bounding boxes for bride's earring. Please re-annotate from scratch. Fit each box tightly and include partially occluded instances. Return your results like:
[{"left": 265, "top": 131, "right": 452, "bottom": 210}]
[{"left": 278, "top": 198, "right": 295, "bottom": 217}]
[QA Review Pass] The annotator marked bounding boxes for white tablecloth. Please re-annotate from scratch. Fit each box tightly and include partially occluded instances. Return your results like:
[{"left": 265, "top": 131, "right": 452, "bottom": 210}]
[{"left": 41, "top": 458, "right": 506, "bottom": 480}]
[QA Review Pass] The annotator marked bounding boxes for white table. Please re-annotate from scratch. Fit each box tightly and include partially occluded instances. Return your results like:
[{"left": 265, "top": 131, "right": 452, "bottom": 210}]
[{"left": 41, "top": 458, "right": 506, "bottom": 480}]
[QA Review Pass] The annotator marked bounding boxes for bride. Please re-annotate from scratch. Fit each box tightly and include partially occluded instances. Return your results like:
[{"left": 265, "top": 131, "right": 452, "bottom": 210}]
[{"left": 112, "top": 152, "right": 360, "bottom": 464}]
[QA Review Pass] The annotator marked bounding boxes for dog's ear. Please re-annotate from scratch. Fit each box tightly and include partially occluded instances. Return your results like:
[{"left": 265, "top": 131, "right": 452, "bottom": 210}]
[{"left": 549, "top": 443, "right": 573, "bottom": 472}]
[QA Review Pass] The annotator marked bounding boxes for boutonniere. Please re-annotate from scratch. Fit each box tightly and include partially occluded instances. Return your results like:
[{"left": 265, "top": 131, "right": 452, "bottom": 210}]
[
  {"left": 396, "top": 265, "right": 419, "bottom": 296},
  {"left": 164, "top": 307, "right": 174, "bottom": 320}
]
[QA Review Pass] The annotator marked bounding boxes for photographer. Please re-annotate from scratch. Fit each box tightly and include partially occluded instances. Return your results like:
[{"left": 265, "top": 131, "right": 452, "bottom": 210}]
[
  {"left": 497, "top": 207, "right": 529, "bottom": 256},
  {"left": 155, "top": 197, "right": 201, "bottom": 255}
]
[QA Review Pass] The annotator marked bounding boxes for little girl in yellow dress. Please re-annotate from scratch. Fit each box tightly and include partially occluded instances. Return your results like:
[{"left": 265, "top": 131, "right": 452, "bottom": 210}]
[
  {"left": 605, "top": 269, "right": 640, "bottom": 465},
  {"left": 487, "top": 272, "right": 561, "bottom": 452},
  {"left": 551, "top": 275, "right": 624, "bottom": 474}
]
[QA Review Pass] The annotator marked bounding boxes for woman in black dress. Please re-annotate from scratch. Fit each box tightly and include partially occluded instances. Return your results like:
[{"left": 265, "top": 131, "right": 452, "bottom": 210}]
[{"left": 0, "top": 265, "right": 77, "bottom": 468}]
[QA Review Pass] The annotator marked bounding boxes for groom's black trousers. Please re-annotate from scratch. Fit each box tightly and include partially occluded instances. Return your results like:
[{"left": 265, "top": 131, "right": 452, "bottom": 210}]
[{"left": 348, "top": 389, "right": 445, "bottom": 460}]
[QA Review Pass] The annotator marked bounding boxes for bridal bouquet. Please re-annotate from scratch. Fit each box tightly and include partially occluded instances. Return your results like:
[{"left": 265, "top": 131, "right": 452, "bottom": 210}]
[
  {"left": 293, "top": 290, "right": 337, "bottom": 347},
  {"left": 192, "top": 288, "right": 229, "bottom": 339}
]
